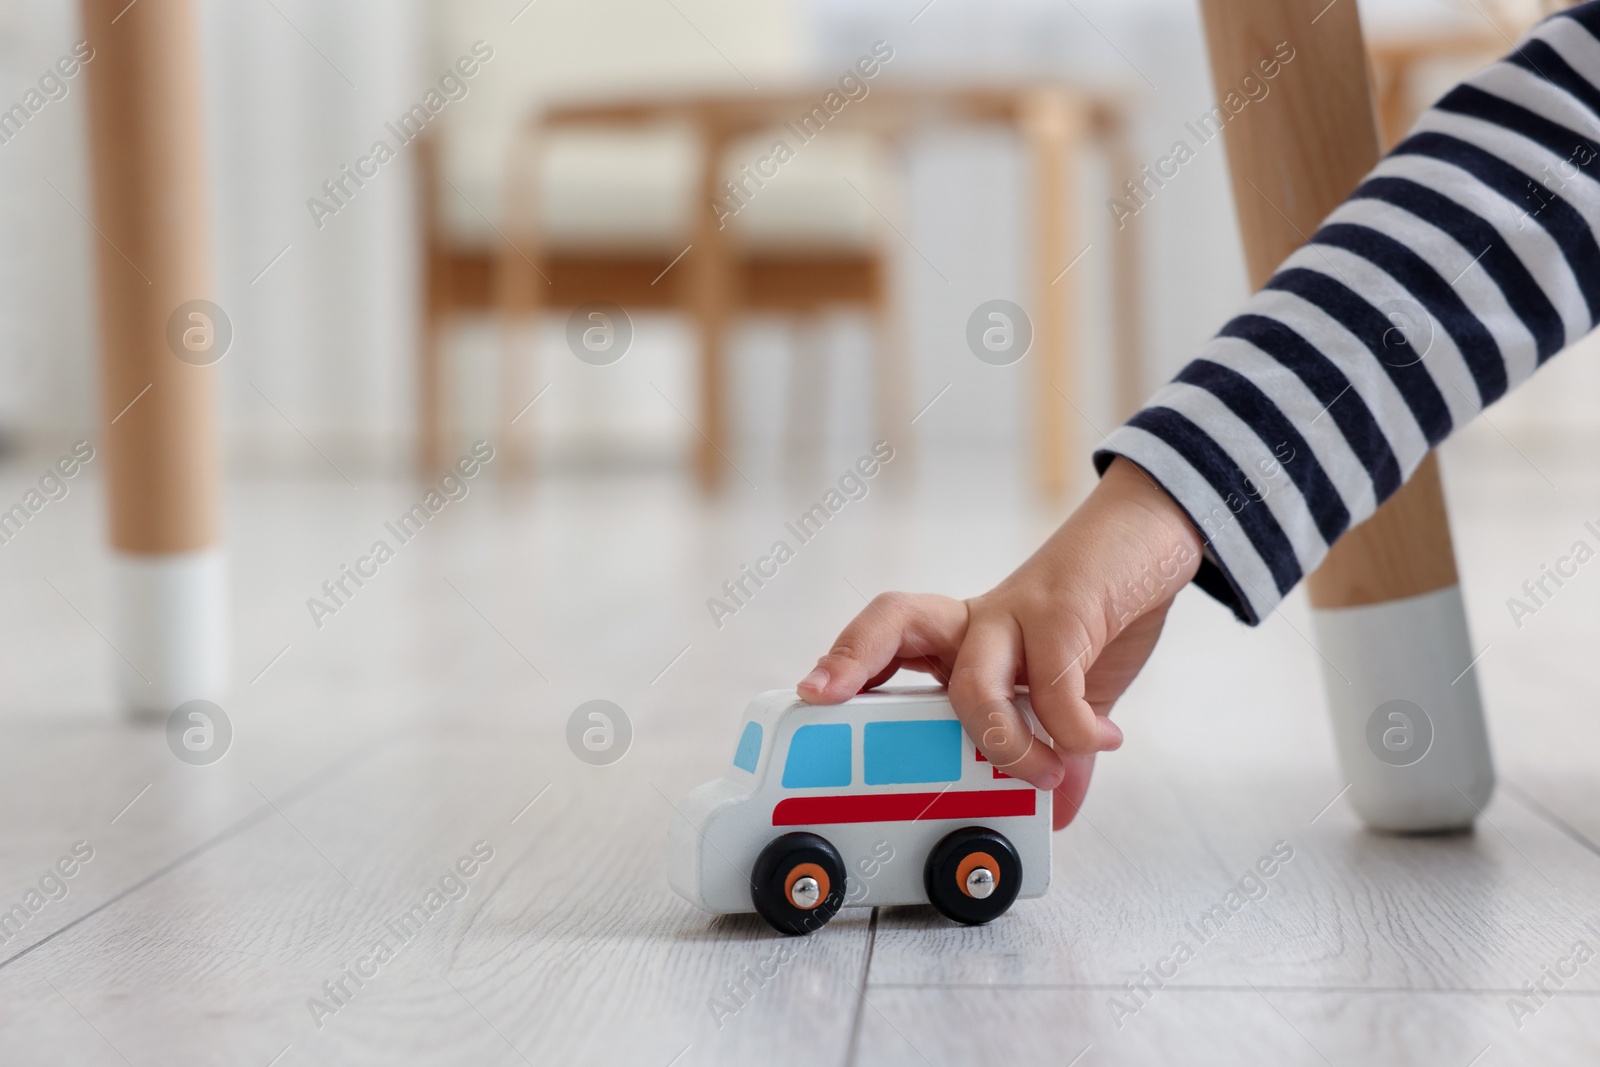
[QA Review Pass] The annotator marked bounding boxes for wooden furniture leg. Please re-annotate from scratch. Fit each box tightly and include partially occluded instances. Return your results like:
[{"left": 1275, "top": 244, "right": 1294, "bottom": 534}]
[
  {"left": 872, "top": 271, "right": 913, "bottom": 483},
  {"left": 417, "top": 135, "right": 453, "bottom": 477},
  {"left": 690, "top": 116, "right": 735, "bottom": 492},
  {"left": 498, "top": 126, "right": 546, "bottom": 478},
  {"left": 870, "top": 137, "right": 914, "bottom": 479},
  {"left": 1373, "top": 53, "right": 1413, "bottom": 151},
  {"left": 82, "top": 0, "right": 226, "bottom": 717},
  {"left": 1022, "top": 89, "right": 1083, "bottom": 499},
  {"left": 1200, "top": 0, "right": 1493, "bottom": 830},
  {"left": 784, "top": 316, "right": 827, "bottom": 486},
  {"left": 1100, "top": 106, "right": 1145, "bottom": 422}
]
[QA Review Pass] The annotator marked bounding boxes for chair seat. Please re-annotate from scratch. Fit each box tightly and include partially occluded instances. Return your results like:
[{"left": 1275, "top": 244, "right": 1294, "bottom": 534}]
[{"left": 439, "top": 126, "right": 887, "bottom": 254}]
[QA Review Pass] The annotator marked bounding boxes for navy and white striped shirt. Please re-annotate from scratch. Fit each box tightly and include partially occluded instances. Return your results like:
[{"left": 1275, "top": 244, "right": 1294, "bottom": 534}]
[{"left": 1097, "top": 3, "right": 1600, "bottom": 624}]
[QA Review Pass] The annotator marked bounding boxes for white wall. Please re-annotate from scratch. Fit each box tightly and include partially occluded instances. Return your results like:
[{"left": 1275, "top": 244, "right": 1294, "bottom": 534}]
[
  {"left": 0, "top": 0, "right": 97, "bottom": 448},
  {"left": 204, "top": 0, "right": 423, "bottom": 472}
]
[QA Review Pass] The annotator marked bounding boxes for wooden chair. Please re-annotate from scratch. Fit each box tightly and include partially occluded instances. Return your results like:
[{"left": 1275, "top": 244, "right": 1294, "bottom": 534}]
[
  {"left": 421, "top": 84, "right": 1143, "bottom": 497},
  {"left": 422, "top": 109, "right": 900, "bottom": 491}
]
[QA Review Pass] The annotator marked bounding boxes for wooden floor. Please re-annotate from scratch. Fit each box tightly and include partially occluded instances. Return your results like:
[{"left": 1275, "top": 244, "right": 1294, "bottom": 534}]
[{"left": 1, "top": 418, "right": 1599, "bottom": 1066}]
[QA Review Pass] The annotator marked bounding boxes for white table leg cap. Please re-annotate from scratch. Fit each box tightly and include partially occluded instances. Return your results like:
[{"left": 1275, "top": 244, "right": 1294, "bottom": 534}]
[
  {"left": 111, "top": 547, "right": 229, "bottom": 720},
  {"left": 1312, "top": 584, "right": 1495, "bottom": 833}
]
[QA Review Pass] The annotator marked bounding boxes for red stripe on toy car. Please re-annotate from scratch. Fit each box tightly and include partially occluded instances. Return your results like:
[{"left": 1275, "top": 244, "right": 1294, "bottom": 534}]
[{"left": 771, "top": 788, "right": 1036, "bottom": 826}]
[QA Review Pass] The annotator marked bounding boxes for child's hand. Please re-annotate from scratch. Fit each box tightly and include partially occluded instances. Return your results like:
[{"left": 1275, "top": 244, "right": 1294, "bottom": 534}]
[{"left": 796, "top": 458, "right": 1203, "bottom": 829}]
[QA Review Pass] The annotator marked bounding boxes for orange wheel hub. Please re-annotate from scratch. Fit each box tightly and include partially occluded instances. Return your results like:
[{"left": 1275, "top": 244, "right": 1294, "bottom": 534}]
[
  {"left": 785, "top": 862, "right": 830, "bottom": 909},
  {"left": 955, "top": 851, "right": 999, "bottom": 897}
]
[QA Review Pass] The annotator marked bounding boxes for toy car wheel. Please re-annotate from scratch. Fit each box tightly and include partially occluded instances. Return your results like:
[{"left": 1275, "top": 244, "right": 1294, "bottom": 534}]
[
  {"left": 924, "top": 826, "right": 1022, "bottom": 925},
  {"left": 751, "top": 832, "right": 846, "bottom": 935}
]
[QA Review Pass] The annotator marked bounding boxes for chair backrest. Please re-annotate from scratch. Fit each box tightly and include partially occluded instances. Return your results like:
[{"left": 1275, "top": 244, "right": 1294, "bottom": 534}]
[{"left": 433, "top": 0, "right": 806, "bottom": 212}]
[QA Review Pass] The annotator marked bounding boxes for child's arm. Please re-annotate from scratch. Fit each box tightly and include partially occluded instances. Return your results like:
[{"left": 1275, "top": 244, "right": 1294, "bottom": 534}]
[
  {"left": 1097, "top": 5, "right": 1600, "bottom": 626},
  {"left": 800, "top": 4, "right": 1600, "bottom": 826}
]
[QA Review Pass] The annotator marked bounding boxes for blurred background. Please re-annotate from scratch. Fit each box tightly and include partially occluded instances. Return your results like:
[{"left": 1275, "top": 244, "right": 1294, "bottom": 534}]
[
  {"left": 0, "top": 0, "right": 1592, "bottom": 717},
  {"left": 4, "top": 0, "right": 1586, "bottom": 472}
]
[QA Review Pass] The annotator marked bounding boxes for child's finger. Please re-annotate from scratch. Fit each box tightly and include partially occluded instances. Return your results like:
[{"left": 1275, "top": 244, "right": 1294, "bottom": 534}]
[
  {"left": 859, "top": 655, "right": 947, "bottom": 692},
  {"left": 947, "top": 618, "right": 1066, "bottom": 791},
  {"left": 797, "top": 593, "right": 967, "bottom": 704},
  {"left": 1050, "top": 752, "right": 1097, "bottom": 830},
  {"left": 1022, "top": 629, "right": 1123, "bottom": 756}
]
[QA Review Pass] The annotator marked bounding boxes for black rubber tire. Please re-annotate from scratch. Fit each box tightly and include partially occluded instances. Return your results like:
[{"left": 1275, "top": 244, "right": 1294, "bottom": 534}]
[
  {"left": 751, "top": 832, "right": 847, "bottom": 936},
  {"left": 924, "top": 826, "right": 1022, "bottom": 925}
]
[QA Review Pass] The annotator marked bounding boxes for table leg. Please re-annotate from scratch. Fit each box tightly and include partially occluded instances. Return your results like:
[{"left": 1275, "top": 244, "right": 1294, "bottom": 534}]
[
  {"left": 1101, "top": 109, "right": 1145, "bottom": 422},
  {"left": 1199, "top": 0, "right": 1493, "bottom": 831},
  {"left": 872, "top": 138, "right": 913, "bottom": 480},
  {"left": 498, "top": 128, "right": 547, "bottom": 478},
  {"left": 417, "top": 135, "right": 453, "bottom": 477},
  {"left": 82, "top": 0, "right": 226, "bottom": 718},
  {"left": 690, "top": 118, "right": 734, "bottom": 492},
  {"left": 1022, "top": 89, "right": 1083, "bottom": 499}
]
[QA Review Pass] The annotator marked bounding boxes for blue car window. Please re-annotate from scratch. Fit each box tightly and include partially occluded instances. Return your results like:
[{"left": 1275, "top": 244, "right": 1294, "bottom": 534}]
[
  {"left": 782, "top": 723, "right": 852, "bottom": 788},
  {"left": 863, "top": 719, "right": 962, "bottom": 785},
  {"left": 732, "top": 721, "right": 762, "bottom": 773}
]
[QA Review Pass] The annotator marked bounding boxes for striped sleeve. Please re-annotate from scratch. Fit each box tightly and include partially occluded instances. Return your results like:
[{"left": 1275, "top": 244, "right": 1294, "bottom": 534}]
[{"left": 1094, "top": 3, "right": 1600, "bottom": 625}]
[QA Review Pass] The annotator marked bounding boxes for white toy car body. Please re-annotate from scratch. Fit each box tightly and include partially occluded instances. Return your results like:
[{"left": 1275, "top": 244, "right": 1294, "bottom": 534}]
[{"left": 668, "top": 687, "right": 1050, "bottom": 933}]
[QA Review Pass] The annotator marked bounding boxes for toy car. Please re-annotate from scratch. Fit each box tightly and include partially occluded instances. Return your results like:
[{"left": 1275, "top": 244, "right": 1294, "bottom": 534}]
[{"left": 668, "top": 687, "right": 1050, "bottom": 934}]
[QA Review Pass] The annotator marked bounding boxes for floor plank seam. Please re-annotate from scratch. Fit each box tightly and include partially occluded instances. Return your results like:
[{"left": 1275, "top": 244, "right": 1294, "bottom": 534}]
[
  {"left": 865, "top": 982, "right": 1600, "bottom": 996},
  {"left": 842, "top": 907, "right": 879, "bottom": 1067},
  {"left": 1502, "top": 778, "right": 1600, "bottom": 864},
  {"left": 0, "top": 727, "right": 407, "bottom": 974}
]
